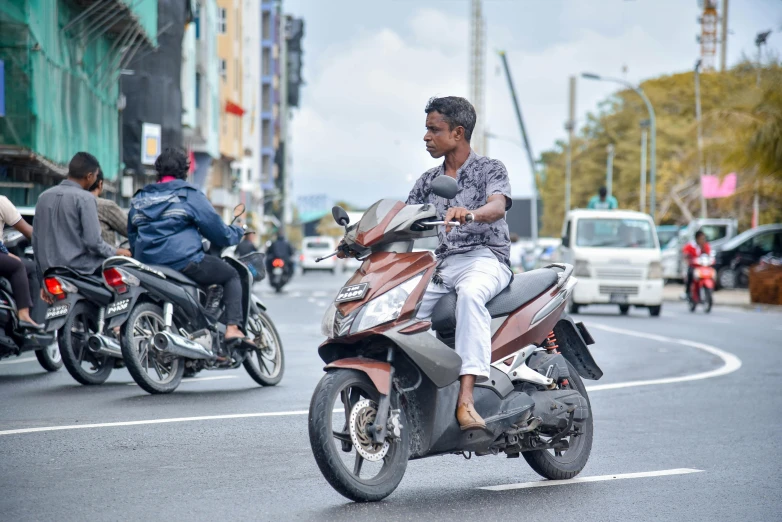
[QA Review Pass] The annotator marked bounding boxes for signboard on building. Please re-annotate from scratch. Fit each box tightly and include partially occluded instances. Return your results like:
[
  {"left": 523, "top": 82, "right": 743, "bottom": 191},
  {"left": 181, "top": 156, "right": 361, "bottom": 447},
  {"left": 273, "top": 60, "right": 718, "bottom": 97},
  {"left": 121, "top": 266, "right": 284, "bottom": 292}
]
[{"left": 141, "top": 123, "right": 162, "bottom": 165}]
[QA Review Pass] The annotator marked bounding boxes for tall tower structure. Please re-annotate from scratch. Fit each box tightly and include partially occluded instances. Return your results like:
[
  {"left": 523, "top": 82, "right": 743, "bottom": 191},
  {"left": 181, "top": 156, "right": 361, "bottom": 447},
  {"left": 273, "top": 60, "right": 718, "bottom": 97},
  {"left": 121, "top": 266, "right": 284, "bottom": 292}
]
[
  {"left": 469, "top": 0, "right": 486, "bottom": 154},
  {"left": 698, "top": 0, "right": 719, "bottom": 72}
]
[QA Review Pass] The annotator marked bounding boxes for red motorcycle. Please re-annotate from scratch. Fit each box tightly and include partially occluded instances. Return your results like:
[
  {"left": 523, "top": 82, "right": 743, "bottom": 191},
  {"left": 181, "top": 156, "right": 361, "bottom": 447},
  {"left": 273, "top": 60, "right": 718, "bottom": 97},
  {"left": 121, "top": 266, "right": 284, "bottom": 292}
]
[
  {"left": 689, "top": 254, "right": 715, "bottom": 313},
  {"left": 307, "top": 176, "right": 602, "bottom": 502}
]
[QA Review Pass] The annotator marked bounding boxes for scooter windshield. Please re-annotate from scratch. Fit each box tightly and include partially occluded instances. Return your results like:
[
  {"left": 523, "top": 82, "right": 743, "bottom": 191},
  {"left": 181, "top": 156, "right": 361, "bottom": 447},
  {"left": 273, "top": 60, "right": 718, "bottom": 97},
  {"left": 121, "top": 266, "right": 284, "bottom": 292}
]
[{"left": 356, "top": 199, "right": 402, "bottom": 235}]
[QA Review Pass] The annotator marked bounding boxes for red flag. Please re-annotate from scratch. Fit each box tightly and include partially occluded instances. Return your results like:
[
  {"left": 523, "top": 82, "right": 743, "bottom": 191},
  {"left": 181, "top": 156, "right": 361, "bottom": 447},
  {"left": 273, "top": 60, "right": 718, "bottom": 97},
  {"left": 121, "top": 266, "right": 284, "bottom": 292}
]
[{"left": 225, "top": 100, "right": 246, "bottom": 116}]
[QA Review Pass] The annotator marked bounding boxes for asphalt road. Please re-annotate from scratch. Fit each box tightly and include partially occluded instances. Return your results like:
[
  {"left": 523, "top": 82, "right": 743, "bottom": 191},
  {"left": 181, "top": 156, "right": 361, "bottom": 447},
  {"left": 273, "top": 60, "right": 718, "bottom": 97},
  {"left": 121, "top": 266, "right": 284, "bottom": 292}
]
[{"left": 1, "top": 270, "right": 780, "bottom": 521}]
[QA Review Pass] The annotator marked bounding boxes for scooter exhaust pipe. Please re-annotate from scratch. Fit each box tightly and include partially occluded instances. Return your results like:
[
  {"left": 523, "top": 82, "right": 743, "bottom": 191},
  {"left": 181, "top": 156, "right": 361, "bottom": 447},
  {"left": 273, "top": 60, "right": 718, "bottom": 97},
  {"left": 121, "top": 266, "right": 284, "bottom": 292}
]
[
  {"left": 153, "top": 331, "right": 214, "bottom": 360},
  {"left": 87, "top": 334, "right": 123, "bottom": 358}
]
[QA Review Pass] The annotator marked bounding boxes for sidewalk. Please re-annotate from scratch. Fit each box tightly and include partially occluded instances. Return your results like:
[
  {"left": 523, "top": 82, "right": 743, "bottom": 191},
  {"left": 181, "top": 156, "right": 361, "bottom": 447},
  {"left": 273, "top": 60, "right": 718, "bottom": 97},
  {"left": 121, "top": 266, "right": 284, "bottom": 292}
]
[{"left": 663, "top": 284, "right": 782, "bottom": 311}]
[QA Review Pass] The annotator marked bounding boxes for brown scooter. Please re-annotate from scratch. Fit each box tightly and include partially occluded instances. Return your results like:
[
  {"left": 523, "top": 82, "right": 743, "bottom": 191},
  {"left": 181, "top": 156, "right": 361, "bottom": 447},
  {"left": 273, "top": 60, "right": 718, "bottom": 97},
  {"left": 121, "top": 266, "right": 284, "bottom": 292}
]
[{"left": 308, "top": 176, "right": 603, "bottom": 502}]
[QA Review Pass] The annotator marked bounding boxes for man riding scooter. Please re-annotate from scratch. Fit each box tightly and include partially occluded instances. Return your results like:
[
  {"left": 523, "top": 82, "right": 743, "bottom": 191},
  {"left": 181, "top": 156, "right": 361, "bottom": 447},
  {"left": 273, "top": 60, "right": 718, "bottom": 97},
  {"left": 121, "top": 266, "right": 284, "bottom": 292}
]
[
  {"left": 403, "top": 96, "right": 513, "bottom": 430},
  {"left": 128, "top": 148, "right": 248, "bottom": 344}
]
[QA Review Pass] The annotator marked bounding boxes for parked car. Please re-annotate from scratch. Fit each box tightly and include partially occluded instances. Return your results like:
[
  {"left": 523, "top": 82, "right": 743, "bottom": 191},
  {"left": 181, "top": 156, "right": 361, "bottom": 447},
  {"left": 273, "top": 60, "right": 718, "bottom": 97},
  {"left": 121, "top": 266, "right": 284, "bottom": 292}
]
[
  {"left": 656, "top": 225, "right": 682, "bottom": 249},
  {"left": 713, "top": 224, "right": 782, "bottom": 289},
  {"left": 300, "top": 236, "right": 337, "bottom": 274},
  {"left": 559, "top": 209, "right": 663, "bottom": 316},
  {"left": 2, "top": 207, "right": 35, "bottom": 257}
]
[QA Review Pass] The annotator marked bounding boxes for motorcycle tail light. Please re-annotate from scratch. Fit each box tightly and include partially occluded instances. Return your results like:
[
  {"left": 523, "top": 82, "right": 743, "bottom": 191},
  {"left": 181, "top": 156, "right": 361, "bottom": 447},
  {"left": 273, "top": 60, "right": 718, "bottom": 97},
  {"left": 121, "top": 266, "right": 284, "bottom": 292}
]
[
  {"left": 44, "top": 277, "right": 67, "bottom": 301},
  {"left": 103, "top": 267, "right": 139, "bottom": 294},
  {"left": 272, "top": 259, "right": 285, "bottom": 268}
]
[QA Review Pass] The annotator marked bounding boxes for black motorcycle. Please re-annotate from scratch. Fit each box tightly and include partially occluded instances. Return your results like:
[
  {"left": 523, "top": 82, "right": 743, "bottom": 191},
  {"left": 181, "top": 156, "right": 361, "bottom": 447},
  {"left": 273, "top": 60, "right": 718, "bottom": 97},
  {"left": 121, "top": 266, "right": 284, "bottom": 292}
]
[
  {"left": 268, "top": 257, "right": 292, "bottom": 293},
  {"left": 101, "top": 204, "right": 284, "bottom": 394},
  {"left": 0, "top": 233, "right": 61, "bottom": 372},
  {"left": 43, "top": 266, "right": 123, "bottom": 384}
]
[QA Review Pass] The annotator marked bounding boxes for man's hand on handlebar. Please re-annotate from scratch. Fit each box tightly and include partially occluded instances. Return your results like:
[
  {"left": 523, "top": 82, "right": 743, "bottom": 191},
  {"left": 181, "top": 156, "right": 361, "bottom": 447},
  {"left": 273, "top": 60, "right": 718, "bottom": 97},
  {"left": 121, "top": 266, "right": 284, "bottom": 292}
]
[
  {"left": 116, "top": 248, "right": 132, "bottom": 257},
  {"left": 443, "top": 207, "right": 475, "bottom": 233}
]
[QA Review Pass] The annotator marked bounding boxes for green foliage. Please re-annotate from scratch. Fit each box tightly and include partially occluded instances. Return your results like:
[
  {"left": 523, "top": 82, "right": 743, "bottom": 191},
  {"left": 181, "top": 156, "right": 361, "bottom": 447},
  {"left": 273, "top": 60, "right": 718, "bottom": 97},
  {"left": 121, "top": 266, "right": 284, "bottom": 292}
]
[{"left": 538, "top": 62, "right": 782, "bottom": 236}]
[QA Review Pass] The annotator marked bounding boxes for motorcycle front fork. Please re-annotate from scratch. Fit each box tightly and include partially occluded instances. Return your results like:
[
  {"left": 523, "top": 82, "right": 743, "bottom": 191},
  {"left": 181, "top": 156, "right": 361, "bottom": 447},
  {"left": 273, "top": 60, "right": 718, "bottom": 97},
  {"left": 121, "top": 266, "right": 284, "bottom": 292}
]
[{"left": 370, "top": 346, "right": 395, "bottom": 445}]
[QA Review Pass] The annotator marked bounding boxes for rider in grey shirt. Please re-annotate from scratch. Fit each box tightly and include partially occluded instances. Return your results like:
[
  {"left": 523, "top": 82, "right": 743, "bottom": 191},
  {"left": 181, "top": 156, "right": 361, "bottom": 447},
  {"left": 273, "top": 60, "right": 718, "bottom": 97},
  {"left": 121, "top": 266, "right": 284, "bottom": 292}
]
[{"left": 33, "top": 152, "right": 130, "bottom": 276}]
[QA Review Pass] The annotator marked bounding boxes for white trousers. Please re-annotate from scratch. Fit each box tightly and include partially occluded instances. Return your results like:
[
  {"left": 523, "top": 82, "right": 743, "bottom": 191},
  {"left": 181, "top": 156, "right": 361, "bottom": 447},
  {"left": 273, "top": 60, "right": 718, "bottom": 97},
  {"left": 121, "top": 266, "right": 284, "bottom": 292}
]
[{"left": 416, "top": 248, "right": 512, "bottom": 381}]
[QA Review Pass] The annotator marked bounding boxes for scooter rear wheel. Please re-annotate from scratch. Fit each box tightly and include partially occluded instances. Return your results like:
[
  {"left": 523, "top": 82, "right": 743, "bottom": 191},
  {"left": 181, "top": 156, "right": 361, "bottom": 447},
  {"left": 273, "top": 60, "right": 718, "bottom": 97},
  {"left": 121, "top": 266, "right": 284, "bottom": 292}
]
[
  {"left": 59, "top": 301, "right": 113, "bottom": 385},
  {"left": 309, "top": 369, "right": 409, "bottom": 502},
  {"left": 523, "top": 360, "right": 593, "bottom": 480},
  {"left": 120, "top": 302, "right": 184, "bottom": 394},
  {"left": 35, "top": 333, "right": 62, "bottom": 372}
]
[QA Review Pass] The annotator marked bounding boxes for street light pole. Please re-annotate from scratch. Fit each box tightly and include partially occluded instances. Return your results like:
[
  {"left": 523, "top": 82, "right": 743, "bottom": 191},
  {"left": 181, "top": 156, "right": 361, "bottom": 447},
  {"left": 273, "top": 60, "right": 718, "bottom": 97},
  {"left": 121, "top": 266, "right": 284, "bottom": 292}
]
[
  {"left": 694, "top": 59, "right": 707, "bottom": 218},
  {"left": 581, "top": 73, "right": 657, "bottom": 221},
  {"left": 565, "top": 76, "right": 576, "bottom": 216},
  {"left": 640, "top": 119, "right": 649, "bottom": 213},
  {"left": 606, "top": 144, "right": 615, "bottom": 198}
]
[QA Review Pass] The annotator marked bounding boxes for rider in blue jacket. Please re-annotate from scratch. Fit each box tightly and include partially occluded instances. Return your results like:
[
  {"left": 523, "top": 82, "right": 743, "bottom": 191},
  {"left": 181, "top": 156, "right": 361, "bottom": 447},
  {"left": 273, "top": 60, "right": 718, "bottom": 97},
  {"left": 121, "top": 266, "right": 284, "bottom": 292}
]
[{"left": 128, "top": 148, "right": 247, "bottom": 342}]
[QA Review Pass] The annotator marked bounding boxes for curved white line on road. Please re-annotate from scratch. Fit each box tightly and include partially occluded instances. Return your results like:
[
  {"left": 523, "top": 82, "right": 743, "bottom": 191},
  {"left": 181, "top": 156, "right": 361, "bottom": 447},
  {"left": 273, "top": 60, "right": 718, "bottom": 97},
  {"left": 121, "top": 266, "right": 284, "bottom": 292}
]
[
  {"left": 585, "top": 322, "right": 742, "bottom": 392},
  {"left": 0, "top": 324, "right": 743, "bottom": 437},
  {"left": 0, "top": 356, "right": 37, "bottom": 366}
]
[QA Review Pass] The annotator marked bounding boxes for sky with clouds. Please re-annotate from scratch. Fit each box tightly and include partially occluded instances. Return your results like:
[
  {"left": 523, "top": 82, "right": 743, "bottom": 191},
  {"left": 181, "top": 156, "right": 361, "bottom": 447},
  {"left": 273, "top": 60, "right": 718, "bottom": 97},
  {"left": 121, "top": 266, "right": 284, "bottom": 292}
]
[{"left": 283, "top": 0, "right": 782, "bottom": 210}]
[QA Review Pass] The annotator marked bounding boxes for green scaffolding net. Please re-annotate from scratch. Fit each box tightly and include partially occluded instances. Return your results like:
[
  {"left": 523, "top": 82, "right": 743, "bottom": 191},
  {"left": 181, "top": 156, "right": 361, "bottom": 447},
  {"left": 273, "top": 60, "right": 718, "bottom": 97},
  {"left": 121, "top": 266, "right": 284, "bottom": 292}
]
[{"left": 0, "top": 0, "right": 157, "bottom": 181}]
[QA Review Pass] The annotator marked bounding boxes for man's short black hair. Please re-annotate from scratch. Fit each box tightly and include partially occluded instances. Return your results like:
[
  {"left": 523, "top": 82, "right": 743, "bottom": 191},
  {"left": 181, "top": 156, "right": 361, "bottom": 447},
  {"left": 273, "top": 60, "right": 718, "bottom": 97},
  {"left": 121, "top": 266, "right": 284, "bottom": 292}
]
[
  {"left": 68, "top": 152, "right": 101, "bottom": 180},
  {"left": 599, "top": 187, "right": 607, "bottom": 198},
  {"left": 425, "top": 96, "right": 477, "bottom": 142},
  {"left": 88, "top": 169, "right": 104, "bottom": 192},
  {"left": 695, "top": 230, "right": 706, "bottom": 240},
  {"left": 154, "top": 147, "right": 190, "bottom": 181}
]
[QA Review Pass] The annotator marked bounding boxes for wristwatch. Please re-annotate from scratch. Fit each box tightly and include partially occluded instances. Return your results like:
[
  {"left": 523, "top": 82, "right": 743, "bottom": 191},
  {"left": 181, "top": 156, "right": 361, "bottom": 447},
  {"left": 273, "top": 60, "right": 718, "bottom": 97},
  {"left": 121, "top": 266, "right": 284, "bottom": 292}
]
[{"left": 465, "top": 212, "right": 475, "bottom": 223}]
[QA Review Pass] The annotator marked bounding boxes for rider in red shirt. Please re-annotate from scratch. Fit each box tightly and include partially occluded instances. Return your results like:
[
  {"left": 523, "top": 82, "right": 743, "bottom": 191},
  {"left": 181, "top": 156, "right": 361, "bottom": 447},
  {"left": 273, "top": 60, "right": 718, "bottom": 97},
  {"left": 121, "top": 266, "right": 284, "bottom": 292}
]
[{"left": 682, "top": 230, "right": 711, "bottom": 297}]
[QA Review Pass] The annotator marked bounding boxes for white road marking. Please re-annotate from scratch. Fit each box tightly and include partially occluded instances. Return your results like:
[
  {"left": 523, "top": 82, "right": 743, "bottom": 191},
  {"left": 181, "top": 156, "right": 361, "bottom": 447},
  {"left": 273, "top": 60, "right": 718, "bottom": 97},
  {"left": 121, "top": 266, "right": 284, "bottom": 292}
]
[
  {"left": 312, "top": 291, "right": 327, "bottom": 297},
  {"left": 289, "top": 292, "right": 303, "bottom": 298},
  {"left": 586, "top": 323, "right": 741, "bottom": 392},
  {"left": 479, "top": 468, "right": 703, "bottom": 492},
  {"left": 0, "top": 409, "right": 310, "bottom": 437},
  {"left": 307, "top": 297, "right": 317, "bottom": 303},
  {"left": 0, "top": 356, "right": 37, "bottom": 366},
  {"left": 125, "top": 375, "right": 238, "bottom": 386}
]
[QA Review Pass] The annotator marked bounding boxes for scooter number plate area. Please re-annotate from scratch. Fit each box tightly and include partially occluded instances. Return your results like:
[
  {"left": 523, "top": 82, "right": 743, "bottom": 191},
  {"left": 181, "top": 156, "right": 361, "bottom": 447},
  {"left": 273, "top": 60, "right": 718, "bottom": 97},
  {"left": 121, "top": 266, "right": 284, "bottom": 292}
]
[
  {"left": 609, "top": 293, "right": 628, "bottom": 304},
  {"left": 335, "top": 283, "right": 369, "bottom": 303},
  {"left": 272, "top": 268, "right": 283, "bottom": 275},
  {"left": 106, "top": 299, "right": 131, "bottom": 318},
  {"left": 45, "top": 304, "right": 70, "bottom": 320}
]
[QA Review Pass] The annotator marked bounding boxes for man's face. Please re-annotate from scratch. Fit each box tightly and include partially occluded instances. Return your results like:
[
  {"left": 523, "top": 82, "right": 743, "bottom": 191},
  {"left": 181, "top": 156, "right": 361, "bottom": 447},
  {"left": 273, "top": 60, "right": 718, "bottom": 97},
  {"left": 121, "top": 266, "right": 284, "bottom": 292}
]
[
  {"left": 247, "top": 233, "right": 257, "bottom": 243},
  {"left": 696, "top": 235, "right": 706, "bottom": 247},
  {"left": 424, "top": 112, "right": 460, "bottom": 158}
]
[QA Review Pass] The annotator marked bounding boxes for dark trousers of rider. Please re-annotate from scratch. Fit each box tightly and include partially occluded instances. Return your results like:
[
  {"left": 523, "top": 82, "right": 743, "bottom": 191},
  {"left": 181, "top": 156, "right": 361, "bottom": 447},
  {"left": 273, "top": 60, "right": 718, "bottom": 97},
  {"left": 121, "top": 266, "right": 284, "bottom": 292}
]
[
  {"left": 685, "top": 266, "right": 694, "bottom": 296},
  {"left": 182, "top": 255, "right": 242, "bottom": 325},
  {"left": 0, "top": 253, "right": 33, "bottom": 310},
  {"left": 21, "top": 258, "right": 43, "bottom": 322}
]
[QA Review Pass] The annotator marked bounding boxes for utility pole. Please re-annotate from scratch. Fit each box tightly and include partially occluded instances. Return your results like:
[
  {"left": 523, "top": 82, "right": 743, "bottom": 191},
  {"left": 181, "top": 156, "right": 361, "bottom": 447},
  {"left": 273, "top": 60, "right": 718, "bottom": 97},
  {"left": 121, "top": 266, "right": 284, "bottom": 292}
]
[
  {"left": 720, "top": 0, "right": 729, "bottom": 71},
  {"left": 498, "top": 50, "right": 538, "bottom": 244},
  {"left": 695, "top": 59, "right": 707, "bottom": 218},
  {"left": 565, "top": 76, "right": 576, "bottom": 215},
  {"left": 640, "top": 120, "right": 649, "bottom": 213},
  {"left": 469, "top": 0, "right": 486, "bottom": 154},
  {"left": 605, "top": 144, "right": 614, "bottom": 198}
]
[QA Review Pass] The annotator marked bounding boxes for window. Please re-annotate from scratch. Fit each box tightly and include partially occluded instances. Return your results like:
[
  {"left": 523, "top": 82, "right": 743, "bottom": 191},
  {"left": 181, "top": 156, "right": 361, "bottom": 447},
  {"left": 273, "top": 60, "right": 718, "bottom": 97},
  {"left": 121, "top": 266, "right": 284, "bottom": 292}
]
[
  {"left": 194, "top": 2, "right": 201, "bottom": 39},
  {"left": 740, "top": 233, "right": 775, "bottom": 255},
  {"left": 195, "top": 72, "right": 201, "bottom": 109},
  {"left": 219, "top": 59, "right": 227, "bottom": 80},
  {"left": 576, "top": 218, "right": 656, "bottom": 249},
  {"left": 698, "top": 224, "right": 729, "bottom": 243},
  {"left": 217, "top": 8, "right": 226, "bottom": 34}
]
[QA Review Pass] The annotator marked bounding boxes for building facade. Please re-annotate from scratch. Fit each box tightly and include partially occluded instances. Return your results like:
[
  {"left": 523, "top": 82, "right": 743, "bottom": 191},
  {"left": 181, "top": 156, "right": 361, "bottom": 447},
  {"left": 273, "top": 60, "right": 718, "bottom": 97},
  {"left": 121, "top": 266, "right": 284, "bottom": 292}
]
[
  {"left": 0, "top": 0, "right": 157, "bottom": 205},
  {"left": 240, "top": 0, "right": 264, "bottom": 231}
]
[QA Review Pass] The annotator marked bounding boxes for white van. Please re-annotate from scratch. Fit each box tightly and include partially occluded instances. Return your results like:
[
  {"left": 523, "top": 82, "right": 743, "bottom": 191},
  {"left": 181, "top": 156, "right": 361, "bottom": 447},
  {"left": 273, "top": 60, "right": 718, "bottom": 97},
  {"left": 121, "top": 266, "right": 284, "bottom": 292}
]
[
  {"left": 301, "top": 236, "right": 337, "bottom": 274},
  {"left": 560, "top": 209, "right": 663, "bottom": 316}
]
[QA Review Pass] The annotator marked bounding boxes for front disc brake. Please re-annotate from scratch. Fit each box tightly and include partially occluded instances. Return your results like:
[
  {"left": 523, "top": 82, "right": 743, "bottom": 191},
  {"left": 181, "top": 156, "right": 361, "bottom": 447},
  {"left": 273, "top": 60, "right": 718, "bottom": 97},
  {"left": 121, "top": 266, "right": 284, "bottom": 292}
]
[{"left": 349, "top": 399, "right": 390, "bottom": 462}]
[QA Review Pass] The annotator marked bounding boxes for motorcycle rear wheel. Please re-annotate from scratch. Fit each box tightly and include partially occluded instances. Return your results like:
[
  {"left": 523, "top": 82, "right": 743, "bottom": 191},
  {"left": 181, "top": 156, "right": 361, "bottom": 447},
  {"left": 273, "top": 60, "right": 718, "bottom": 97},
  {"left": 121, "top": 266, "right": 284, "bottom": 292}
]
[
  {"left": 35, "top": 333, "right": 62, "bottom": 372},
  {"left": 309, "top": 369, "right": 409, "bottom": 502},
  {"left": 523, "top": 360, "right": 593, "bottom": 480},
  {"left": 120, "top": 302, "right": 184, "bottom": 394},
  {"left": 59, "top": 301, "right": 113, "bottom": 384}
]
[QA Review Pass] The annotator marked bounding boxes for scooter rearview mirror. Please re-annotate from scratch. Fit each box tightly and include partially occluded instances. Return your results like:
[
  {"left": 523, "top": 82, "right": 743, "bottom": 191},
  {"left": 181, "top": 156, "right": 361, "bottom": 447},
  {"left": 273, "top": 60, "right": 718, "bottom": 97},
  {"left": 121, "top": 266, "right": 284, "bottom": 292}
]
[
  {"left": 430, "top": 176, "right": 458, "bottom": 199},
  {"left": 233, "top": 203, "right": 246, "bottom": 218},
  {"left": 332, "top": 206, "right": 350, "bottom": 227}
]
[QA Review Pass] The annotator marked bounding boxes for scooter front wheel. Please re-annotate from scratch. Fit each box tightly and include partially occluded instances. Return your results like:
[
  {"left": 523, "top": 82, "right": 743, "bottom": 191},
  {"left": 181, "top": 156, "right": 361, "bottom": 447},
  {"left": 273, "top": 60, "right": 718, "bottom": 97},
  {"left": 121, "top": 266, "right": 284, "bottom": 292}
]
[
  {"left": 120, "top": 302, "right": 184, "bottom": 394},
  {"left": 308, "top": 369, "right": 409, "bottom": 502}
]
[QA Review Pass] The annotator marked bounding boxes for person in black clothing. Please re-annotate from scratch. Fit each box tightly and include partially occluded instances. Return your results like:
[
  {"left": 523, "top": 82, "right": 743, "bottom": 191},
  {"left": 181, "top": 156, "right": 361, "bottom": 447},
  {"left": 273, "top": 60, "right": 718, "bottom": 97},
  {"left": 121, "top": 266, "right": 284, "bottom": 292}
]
[
  {"left": 235, "top": 230, "right": 258, "bottom": 258},
  {"left": 266, "top": 234, "right": 295, "bottom": 275}
]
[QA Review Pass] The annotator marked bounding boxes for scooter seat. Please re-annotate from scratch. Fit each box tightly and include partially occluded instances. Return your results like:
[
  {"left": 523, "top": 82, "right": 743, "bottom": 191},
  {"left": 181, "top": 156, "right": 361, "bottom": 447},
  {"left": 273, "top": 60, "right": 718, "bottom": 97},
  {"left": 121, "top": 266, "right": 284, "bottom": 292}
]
[
  {"left": 0, "top": 277, "right": 11, "bottom": 294},
  {"left": 430, "top": 268, "right": 558, "bottom": 332},
  {"left": 148, "top": 265, "right": 199, "bottom": 287}
]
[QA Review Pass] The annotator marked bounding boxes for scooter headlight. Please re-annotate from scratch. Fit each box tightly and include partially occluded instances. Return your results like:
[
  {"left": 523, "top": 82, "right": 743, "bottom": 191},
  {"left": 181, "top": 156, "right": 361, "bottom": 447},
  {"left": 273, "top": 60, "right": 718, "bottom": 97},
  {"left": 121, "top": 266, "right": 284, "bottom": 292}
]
[{"left": 352, "top": 274, "right": 423, "bottom": 333}]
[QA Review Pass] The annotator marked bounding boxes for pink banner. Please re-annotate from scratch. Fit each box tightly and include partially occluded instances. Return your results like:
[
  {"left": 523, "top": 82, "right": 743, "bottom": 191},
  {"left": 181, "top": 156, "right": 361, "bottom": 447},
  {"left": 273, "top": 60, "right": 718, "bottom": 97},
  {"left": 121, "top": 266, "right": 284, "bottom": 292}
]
[{"left": 701, "top": 173, "right": 737, "bottom": 199}]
